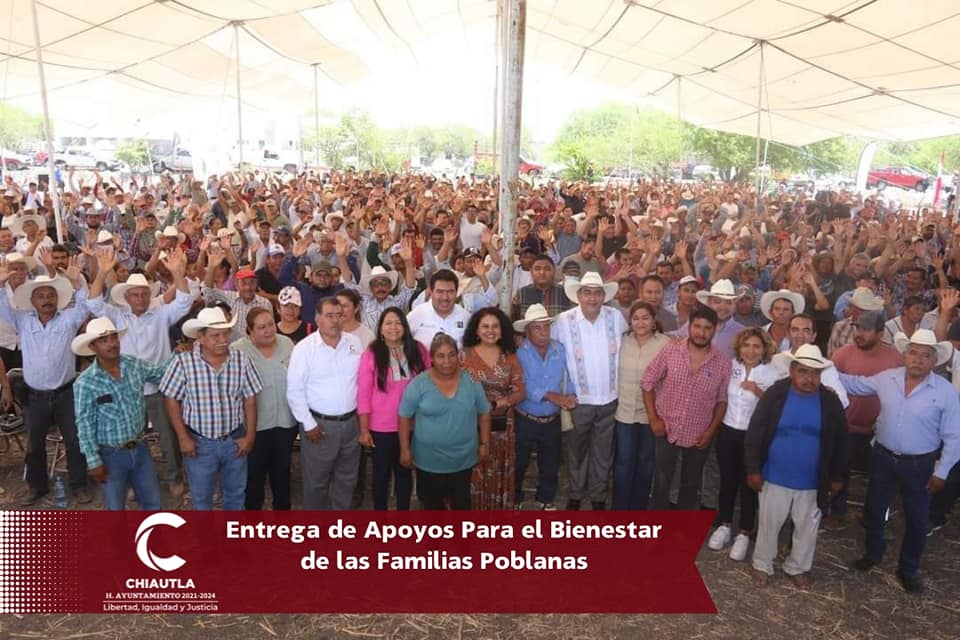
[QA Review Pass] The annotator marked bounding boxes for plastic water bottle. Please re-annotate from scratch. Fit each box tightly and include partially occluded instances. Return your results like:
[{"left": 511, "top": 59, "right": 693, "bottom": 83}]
[{"left": 52, "top": 473, "right": 68, "bottom": 509}]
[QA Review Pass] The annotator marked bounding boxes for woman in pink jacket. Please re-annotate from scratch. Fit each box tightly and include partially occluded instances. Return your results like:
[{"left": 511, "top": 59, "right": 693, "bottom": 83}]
[{"left": 358, "top": 307, "right": 430, "bottom": 510}]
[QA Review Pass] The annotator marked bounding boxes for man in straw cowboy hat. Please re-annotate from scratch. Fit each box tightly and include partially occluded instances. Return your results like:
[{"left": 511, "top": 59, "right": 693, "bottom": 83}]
[
  {"left": 0, "top": 256, "right": 91, "bottom": 505},
  {"left": 745, "top": 344, "right": 848, "bottom": 589},
  {"left": 827, "top": 286, "right": 885, "bottom": 357},
  {"left": 840, "top": 329, "right": 960, "bottom": 593},
  {"left": 513, "top": 304, "right": 576, "bottom": 510},
  {"left": 88, "top": 246, "right": 194, "bottom": 497},
  {"left": 759, "top": 288, "right": 805, "bottom": 353},
  {"left": 72, "top": 317, "right": 169, "bottom": 510},
  {"left": 550, "top": 271, "right": 626, "bottom": 510},
  {"left": 675, "top": 278, "right": 745, "bottom": 358},
  {"left": 336, "top": 235, "right": 418, "bottom": 332},
  {"left": 159, "top": 306, "right": 263, "bottom": 510}
]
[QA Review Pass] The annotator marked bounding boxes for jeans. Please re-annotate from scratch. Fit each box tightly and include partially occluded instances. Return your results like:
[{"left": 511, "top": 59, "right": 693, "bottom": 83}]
[
  {"left": 716, "top": 424, "right": 757, "bottom": 532},
  {"left": 24, "top": 385, "right": 87, "bottom": 491},
  {"left": 371, "top": 431, "right": 412, "bottom": 510},
  {"left": 612, "top": 421, "right": 655, "bottom": 510},
  {"left": 652, "top": 437, "right": 710, "bottom": 510},
  {"left": 828, "top": 431, "right": 873, "bottom": 518},
  {"left": 183, "top": 428, "right": 248, "bottom": 511},
  {"left": 863, "top": 445, "right": 936, "bottom": 578},
  {"left": 245, "top": 426, "right": 297, "bottom": 510},
  {"left": 930, "top": 460, "right": 960, "bottom": 527},
  {"left": 100, "top": 441, "right": 162, "bottom": 511},
  {"left": 146, "top": 392, "right": 181, "bottom": 485},
  {"left": 417, "top": 467, "right": 472, "bottom": 510},
  {"left": 514, "top": 412, "right": 562, "bottom": 504}
]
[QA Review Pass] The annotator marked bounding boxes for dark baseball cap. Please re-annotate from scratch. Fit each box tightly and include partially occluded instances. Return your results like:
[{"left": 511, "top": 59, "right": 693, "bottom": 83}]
[{"left": 853, "top": 310, "right": 885, "bottom": 332}]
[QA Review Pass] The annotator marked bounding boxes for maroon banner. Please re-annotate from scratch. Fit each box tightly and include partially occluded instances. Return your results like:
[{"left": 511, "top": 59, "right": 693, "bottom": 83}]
[{"left": 0, "top": 511, "right": 715, "bottom": 614}]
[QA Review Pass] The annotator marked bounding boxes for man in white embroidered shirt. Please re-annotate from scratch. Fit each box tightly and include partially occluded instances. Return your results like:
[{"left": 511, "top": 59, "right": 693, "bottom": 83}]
[
  {"left": 551, "top": 272, "right": 626, "bottom": 510},
  {"left": 286, "top": 296, "right": 363, "bottom": 509}
]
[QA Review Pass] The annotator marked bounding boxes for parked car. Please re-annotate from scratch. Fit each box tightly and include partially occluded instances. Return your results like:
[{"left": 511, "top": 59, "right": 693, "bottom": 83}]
[
  {"left": 0, "top": 150, "right": 30, "bottom": 170},
  {"left": 519, "top": 157, "right": 543, "bottom": 177},
  {"left": 866, "top": 166, "right": 930, "bottom": 192},
  {"left": 260, "top": 149, "right": 298, "bottom": 174},
  {"left": 691, "top": 164, "right": 720, "bottom": 181},
  {"left": 153, "top": 148, "right": 194, "bottom": 172},
  {"left": 54, "top": 147, "right": 123, "bottom": 171}
]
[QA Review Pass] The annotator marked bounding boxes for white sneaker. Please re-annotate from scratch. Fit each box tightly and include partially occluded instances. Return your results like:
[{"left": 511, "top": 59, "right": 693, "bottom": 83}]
[
  {"left": 729, "top": 533, "right": 750, "bottom": 561},
  {"left": 708, "top": 525, "right": 731, "bottom": 551}
]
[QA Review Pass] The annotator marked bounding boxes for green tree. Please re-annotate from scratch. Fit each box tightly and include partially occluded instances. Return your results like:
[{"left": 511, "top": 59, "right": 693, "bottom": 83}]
[
  {"left": 0, "top": 103, "right": 44, "bottom": 151},
  {"left": 114, "top": 138, "right": 150, "bottom": 171}
]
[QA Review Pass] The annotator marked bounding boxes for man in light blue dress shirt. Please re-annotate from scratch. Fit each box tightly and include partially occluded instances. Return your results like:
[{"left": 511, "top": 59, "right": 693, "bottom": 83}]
[
  {"left": 0, "top": 263, "right": 91, "bottom": 506},
  {"left": 839, "top": 330, "right": 960, "bottom": 594}
]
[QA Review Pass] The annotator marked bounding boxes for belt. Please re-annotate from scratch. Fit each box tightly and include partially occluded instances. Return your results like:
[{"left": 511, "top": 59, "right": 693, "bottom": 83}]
[
  {"left": 310, "top": 409, "right": 357, "bottom": 422},
  {"left": 27, "top": 379, "right": 74, "bottom": 396},
  {"left": 876, "top": 443, "right": 937, "bottom": 461},
  {"left": 187, "top": 425, "right": 243, "bottom": 441},
  {"left": 515, "top": 408, "right": 560, "bottom": 424},
  {"left": 102, "top": 435, "right": 145, "bottom": 450}
]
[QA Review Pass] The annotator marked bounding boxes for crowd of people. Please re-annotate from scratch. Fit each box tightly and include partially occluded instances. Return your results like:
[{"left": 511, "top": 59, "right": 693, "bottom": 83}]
[{"left": 0, "top": 165, "right": 959, "bottom": 594}]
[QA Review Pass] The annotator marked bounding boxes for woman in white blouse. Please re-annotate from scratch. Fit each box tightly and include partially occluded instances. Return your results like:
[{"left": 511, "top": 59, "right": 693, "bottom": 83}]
[{"left": 708, "top": 327, "right": 778, "bottom": 561}]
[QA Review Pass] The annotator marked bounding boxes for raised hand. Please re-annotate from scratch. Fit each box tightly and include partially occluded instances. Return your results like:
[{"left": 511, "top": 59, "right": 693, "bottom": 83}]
[
  {"left": 37, "top": 245, "right": 54, "bottom": 271},
  {"left": 292, "top": 233, "right": 312, "bottom": 258},
  {"left": 334, "top": 234, "right": 350, "bottom": 257},
  {"left": 161, "top": 248, "right": 187, "bottom": 277},
  {"left": 95, "top": 246, "right": 116, "bottom": 273},
  {"left": 399, "top": 237, "right": 414, "bottom": 262},
  {"left": 64, "top": 255, "right": 84, "bottom": 286}
]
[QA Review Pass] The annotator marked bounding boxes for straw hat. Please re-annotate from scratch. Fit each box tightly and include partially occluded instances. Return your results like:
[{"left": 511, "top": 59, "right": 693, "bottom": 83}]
[
  {"left": 12, "top": 275, "right": 74, "bottom": 311},
  {"left": 3, "top": 251, "right": 37, "bottom": 271},
  {"left": 782, "top": 344, "right": 833, "bottom": 370},
  {"left": 893, "top": 329, "right": 953, "bottom": 366},
  {"left": 513, "top": 303, "right": 553, "bottom": 332},
  {"left": 110, "top": 273, "right": 160, "bottom": 307},
  {"left": 695, "top": 279, "right": 741, "bottom": 305},
  {"left": 759, "top": 289, "right": 806, "bottom": 321},
  {"left": 7, "top": 214, "right": 45, "bottom": 237},
  {"left": 182, "top": 307, "right": 236, "bottom": 339},
  {"left": 848, "top": 287, "right": 884, "bottom": 312},
  {"left": 563, "top": 271, "right": 618, "bottom": 304},
  {"left": 155, "top": 225, "right": 185, "bottom": 243},
  {"left": 358, "top": 266, "right": 398, "bottom": 295},
  {"left": 71, "top": 317, "right": 128, "bottom": 356}
]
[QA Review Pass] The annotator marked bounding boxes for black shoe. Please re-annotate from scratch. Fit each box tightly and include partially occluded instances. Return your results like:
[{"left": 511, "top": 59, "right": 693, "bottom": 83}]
[
  {"left": 566, "top": 499, "right": 581, "bottom": 511},
  {"left": 73, "top": 486, "right": 93, "bottom": 504},
  {"left": 591, "top": 501, "right": 605, "bottom": 511},
  {"left": 898, "top": 572, "right": 924, "bottom": 594},
  {"left": 20, "top": 488, "right": 48, "bottom": 506},
  {"left": 852, "top": 556, "right": 879, "bottom": 572}
]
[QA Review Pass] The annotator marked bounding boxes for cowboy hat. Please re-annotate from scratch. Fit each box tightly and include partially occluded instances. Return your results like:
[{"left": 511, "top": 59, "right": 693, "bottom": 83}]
[
  {"left": 326, "top": 211, "right": 345, "bottom": 223},
  {"left": 563, "top": 271, "right": 618, "bottom": 304},
  {"left": 782, "top": 343, "right": 833, "bottom": 370},
  {"left": 358, "top": 266, "right": 399, "bottom": 295},
  {"left": 155, "top": 226, "right": 185, "bottom": 243},
  {"left": 95, "top": 229, "right": 115, "bottom": 244},
  {"left": 848, "top": 287, "right": 884, "bottom": 312},
  {"left": 110, "top": 273, "right": 161, "bottom": 307},
  {"left": 695, "top": 279, "right": 741, "bottom": 305},
  {"left": 759, "top": 289, "right": 806, "bottom": 321},
  {"left": 182, "top": 306, "right": 236, "bottom": 339},
  {"left": 12, "top": 275, "right": 74, "bottom": 311},
  {"left": 513, "top": 303, "right": 553, "bottom": 332},
  {"left": 893, "top": 329, "right": 953, "bottom": 366},
  {"left": 7, "top": 214, "right": 45, "bottom": 237},
  {"left": 3, "top": 251, "right": 37, "bottom": 271},
  {"left": 71, "top": 317, "right": 128, "bottom": 357}
]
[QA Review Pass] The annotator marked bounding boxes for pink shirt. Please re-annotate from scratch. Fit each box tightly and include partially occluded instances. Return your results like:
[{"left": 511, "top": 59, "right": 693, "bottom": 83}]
[
  {"left": 832, "top": 342, "right": 904, "bottom": 435},
  {"left": 357, "top": 343, "right": 431, "bottom": 432}
]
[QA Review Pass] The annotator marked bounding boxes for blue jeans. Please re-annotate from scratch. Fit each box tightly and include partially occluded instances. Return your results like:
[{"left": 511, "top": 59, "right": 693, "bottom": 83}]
[
  {"left": 514, "top": 412, "right": 562, "bottom": 504},
  {"left": 100, "top": 442, "right": 162, "bottom": 511},
  {"left": 612, "top": 421, "right": 655, "bottom": 510},
  {"left": 864, "top": 445, "right": 936, "bottom": 577},
  {"left": 184, "top": 429, "right": 248, "bottom": 511}
]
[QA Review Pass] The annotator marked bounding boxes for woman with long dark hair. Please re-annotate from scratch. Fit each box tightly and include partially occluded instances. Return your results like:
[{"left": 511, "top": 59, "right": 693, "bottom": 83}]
[
  {"left": 462, "top": 306, "right": 525, "bottom": 510},
  {"left": 357, "top": 307, "right": 429, "bottom": 510}
]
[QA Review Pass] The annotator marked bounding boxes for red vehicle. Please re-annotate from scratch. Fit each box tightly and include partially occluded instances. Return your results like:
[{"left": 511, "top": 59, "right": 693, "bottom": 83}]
[
  {"left": 866, "top": 166, "right": 930, "bottom": 192},
  {"left": 519, "top": 157, "right": 543, "bottom": 177}
]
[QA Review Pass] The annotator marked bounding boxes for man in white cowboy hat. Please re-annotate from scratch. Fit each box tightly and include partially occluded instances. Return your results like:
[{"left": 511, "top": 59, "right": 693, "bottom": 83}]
[
  {"left": 0, "top": 252, "right": 38, "bottom": 370},
  {"left": 675, "top": 279, "right": 745, "bottom": 358},
  {"left": 87, "top": 246, "right": 194, "bottom": 495},
  {"left": 760, "top": 289, "right": 806, "bottom": 353},
  {"left": 840, "top": 329, "right": 960, "bottom": 594},
  {"left": 745, "top": 344, "right": 848, "bottom": 589},
  {"left": 514, "top": 304, "right": 576, "bottom": 510},
  {"left": 550, "top": 271, "right": 626, "bottom": 510},
  {"left": 72, "top": 317, "right": 169, "bottom": 510},
  {"left": 336, "top": 236, "right": 417, "bottom": 331},
  {"left": 159, "top": 306, "right": 263, "bottom": 511},
  {"left": 0, "top": 260, "right": 91, "bottom": 505},
  {"left": 827, "top": 286, "right": 885, "bottom": 357}
]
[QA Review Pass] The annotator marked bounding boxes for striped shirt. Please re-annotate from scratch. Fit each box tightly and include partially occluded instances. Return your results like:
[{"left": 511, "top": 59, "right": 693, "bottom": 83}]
[
  {"left": 74, "top": 355, "right": 169, "bottom": 469},
  {"left": 512, "top": 283, "right": 574, "bottom": 321},
  {"left": 159, "top": 348, "right": 263, "bottom": 438}
]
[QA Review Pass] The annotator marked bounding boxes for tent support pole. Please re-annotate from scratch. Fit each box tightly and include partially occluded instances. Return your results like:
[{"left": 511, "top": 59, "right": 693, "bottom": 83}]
[
  {"left": 234, "top": 23, "right": 243, "bottom": 170},
  {"left": 497, "top": 0, "right": 525, "bottom": 313},
  {"left": 30, "top": 0, "right": 62, "bottom": 244},
  {"left": 313, "top": 64, "right": 320, "bottom": 169},
  {"left": 676, "top": 75, "right": 682, "bottom": 168},
  {"left": 491, "top": 0, "right": 501, "bottom": 160},
  {"left": 754, "top": 41, "right": 764, "bottom": 211}
]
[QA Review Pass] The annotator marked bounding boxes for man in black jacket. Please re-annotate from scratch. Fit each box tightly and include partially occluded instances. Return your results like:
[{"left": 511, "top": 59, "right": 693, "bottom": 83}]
[{"left": 745, "top": 344, "right": 848, "bottom": 589}]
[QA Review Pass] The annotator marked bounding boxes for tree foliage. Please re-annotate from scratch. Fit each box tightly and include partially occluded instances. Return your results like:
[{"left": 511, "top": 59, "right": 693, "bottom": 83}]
[
  {"left": 114, "top": 138, "right": 151, "bottom": 171},
  {"left": 0, "top": 103, "right": 44, "bottom": 151}
]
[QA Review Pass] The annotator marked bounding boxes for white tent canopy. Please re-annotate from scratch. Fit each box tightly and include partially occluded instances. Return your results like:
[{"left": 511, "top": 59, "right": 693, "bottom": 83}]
[{"left": 2, "top": 0, "right": 960, "bottom": 145}]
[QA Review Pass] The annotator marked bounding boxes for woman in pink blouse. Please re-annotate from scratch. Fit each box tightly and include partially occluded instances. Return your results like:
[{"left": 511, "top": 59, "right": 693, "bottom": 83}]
[{"left": 358, "top": 307, "right": 430, "bottom": 510}]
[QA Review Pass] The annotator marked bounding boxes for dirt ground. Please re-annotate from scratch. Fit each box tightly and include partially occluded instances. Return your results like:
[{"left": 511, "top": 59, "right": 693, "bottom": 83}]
[{"left": 0, "top": 432, "right": 957, "bottom": 640}]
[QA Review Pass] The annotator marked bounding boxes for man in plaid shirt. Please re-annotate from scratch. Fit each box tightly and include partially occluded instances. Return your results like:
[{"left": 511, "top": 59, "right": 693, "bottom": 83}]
[
  {"left": 160, "top": 307, "right": 263, "bottom": 510},
  {"left": 73, "top": 317, "right": 168, "bottom": 510}
]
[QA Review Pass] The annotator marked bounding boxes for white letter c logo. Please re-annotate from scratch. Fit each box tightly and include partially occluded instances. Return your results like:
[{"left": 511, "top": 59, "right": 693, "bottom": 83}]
[{"left": 135, "top": 512, "right": 187, "bottom": 572}]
